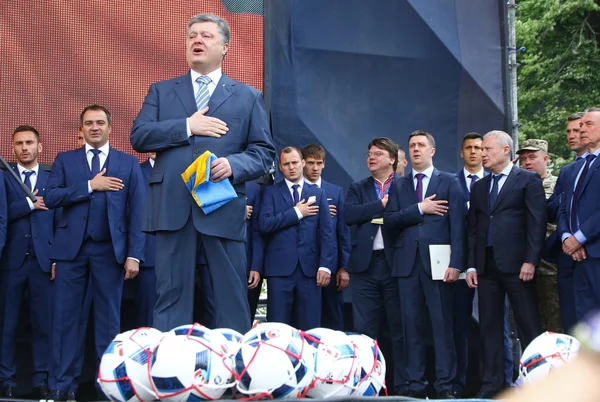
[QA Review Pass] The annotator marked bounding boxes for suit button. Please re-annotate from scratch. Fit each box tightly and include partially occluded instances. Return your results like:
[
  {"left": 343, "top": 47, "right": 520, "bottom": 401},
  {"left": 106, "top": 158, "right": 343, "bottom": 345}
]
[
  {"left": 418, "top": 223, "right": 422, "bottom": 226},
  {"left": 194, "top": 149, "right": 200, "bottom": 154},
  {"left": 490, "top": 215, "right": 493, "bottom": 219},
  {"left": 25, "top": 234, "right": 31, "bottom": 238},
  {"left": 91, "top": 195, "right": 95, "bottom": 199}
]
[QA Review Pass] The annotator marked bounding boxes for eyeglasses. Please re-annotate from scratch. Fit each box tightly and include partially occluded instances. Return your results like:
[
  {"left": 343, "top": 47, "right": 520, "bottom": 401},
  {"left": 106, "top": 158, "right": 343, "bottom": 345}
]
[{"left": 366, "top": 151, "right": 386, "bottom": 158}]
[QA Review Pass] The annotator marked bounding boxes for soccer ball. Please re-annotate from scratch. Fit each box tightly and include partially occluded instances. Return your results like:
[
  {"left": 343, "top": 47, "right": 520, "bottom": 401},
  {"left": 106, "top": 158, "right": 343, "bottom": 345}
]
[
  {"left": 234, "top": 322, "right": 315, "bottom": 398},
  {"left": 519, "top": 331, "right": 580, "bottom": 386},
  {"left": 97, "top": 327, "right": 164, "bottom": 402},
  {"left": 213, "top": 328, "right": 243, "bottom": 357},
  {"left": 150, "top": 323, "right": 235, "bottom": 401},
  {"left": 304, "top": 328, "right": 359, "bottom": 398},
  {"left": 347, "top": 333, "right": 386, "bottom": 396}
]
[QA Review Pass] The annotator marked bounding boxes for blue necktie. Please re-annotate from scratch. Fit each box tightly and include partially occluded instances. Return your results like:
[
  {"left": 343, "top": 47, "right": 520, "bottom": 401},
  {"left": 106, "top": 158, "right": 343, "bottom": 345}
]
[
  {"left": 570, "top": 154, "right": 597, "bottom": 232},
  {"left": 468, "top": 174, "right": 479, "bottom": 192},
  {"left": 90, "top": 149, "right": 101, "bottom": 176},
  {"left": 487, "top": 174, "right": 502, "bottom": 246},
  {"left": 292, "top": 184, "right": 300, "bottom": 205},
  {"left": 415, "top": 173, "right": 425, "bottom": 202},
  {"left": 23, "top": 170, "right": 34, "bottom": 191},
  {"left": 195, "top": 76, "right": 211, "bottom": 111}
]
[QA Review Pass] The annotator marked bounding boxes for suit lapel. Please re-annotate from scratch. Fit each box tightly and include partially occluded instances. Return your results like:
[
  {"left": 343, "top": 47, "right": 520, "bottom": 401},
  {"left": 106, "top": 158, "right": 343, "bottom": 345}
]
[
  {"left": 580, "top": 159, "right": 600, "bottom": 194},
  {"left": 36, "top": 169, "right": 49, "bottom": 192},
  {"left": 140, "top": 160, "right": 152, "bottom": 182},
  {"left": 206, "top": 74, "right": 235, "bottom": 117},
  {"left": 77, "top": 147, "right": 90, "bottom": 182},
  {"left": 105, "top": 149, "right": 122, "bottom": 204},
  {"left": 425, "top": 169, "right": 441, "bottom": 198},
  {"left": 173, "top": 72, "right": 198, "bottom": 117},
  {"left": 278, "top": 181, "right": 294, "bottom": 207},
  {"left": 365, "top": 177, "right": 379, "bottom": 203},
  {"left": 403, "top": 173, "right": 416, "bottom": 202},
  {"left": 492, "top": 166, "right": 519, "bottom": 212}
]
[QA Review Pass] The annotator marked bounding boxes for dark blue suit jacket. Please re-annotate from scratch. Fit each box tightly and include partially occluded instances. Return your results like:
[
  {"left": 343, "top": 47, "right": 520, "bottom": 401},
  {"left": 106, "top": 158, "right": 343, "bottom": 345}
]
[
  {"left": 0, "top": 171, "right": 6, "bottom": 257},
  {"left": 344, "top": 175, "right": 398, "bottom": 273},
  {"left": 468, "top": 166, "right": 547, "bottom": 273},
  {"left": 140, "top": 159, "right": 156, "bottom": 267},
  {"left": 245, "top": 181, "right": 264, "bottom": 275},
  {"left": 0, "top": 167, "right": 57, "bottom": 272},
  {"left": 130, "top": 72, "right": 275, "bottom": 242},
  {"left": 557, "top": 156, "right": 600, "bottom": 258},
  {"left": 45, "top": 147, "right": 146, "bottom": 264},
  {"left": 259, "top": 180, "right": 335, "bottom": 277},
  {"left": 384, "top": 169, "right": 465, "bottom": 277},
  {"left": 321, "top": 180, "right": 351, "bottom": 270}
]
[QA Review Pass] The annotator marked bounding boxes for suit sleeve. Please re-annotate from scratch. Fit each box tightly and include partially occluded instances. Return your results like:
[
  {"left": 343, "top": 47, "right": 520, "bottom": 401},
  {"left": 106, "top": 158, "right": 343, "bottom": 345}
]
[
  {"left": 249, "top": 187, "right": 265, "bottom": 275},
  {"left": 546, "top": 169, "right": 565, "bottom": 223},
  {"left": 344, "top": 182, "right": 385, "bottom": 226},
  {"left": 525, "top": 174, "right": 548, "bottom": 265},
  {"left": 126, "top": 161, "right": 146, "bottom": 261},
  {"left": 4, "top": 174, "right": 33, "bottom": 223},
  {"left": 0, "top": 173, "right": 6, "bottom": 256},
  {"left": 258, "top": 189, "right": 300, "bottom": 234},
  {"left": 226, "top": 92, "right": 276, "bottom": 185},
  {"left": 130, "top": 83, "right": 192, "bottom": 153},
  {"left": 448, "top": 176, "right": 465, "bottom": 270},
  {"left": 45, "top": 154, "right": 91, "bottom": 209},
  {"left": 383, "top": 179, "right": 423, "bottom": 229},
  {"left": 336, "top": 189, "right": 351, "bottom": 269},
  {"left": 467, "top": 185, "right": 478, "bottom": 270},
  {"left": 317, "top": 191, "right": 336, "bottom": 273}
]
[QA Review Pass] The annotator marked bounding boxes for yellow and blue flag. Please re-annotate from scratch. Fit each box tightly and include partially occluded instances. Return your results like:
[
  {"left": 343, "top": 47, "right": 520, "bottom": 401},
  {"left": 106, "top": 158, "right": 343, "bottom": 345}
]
[{"left": 181, "top": 151, "right": 237, "bottom": 215}]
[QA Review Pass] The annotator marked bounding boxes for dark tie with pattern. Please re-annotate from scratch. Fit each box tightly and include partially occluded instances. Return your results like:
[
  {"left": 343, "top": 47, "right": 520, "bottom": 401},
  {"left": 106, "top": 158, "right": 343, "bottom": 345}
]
[
  {"left": 415, "top": 173, "right": 425, "bottom": 202},
  {"left": 292, "top": 184, "right": 300, "bottom": 204},
  {"left": 468, "top": 174, "right": 479, "bottom": 192},
  {"left": 570, "top": 154, "right": 597, "bottom": 232},
  {"left": 23, "top": 170, "right": 34, "bottom": 191},
  {"left": 91, "top": 149, "right": 102, "bottom": 176},
  {"left": 487, "top": 174, "right": 502, "bottom": 246}
]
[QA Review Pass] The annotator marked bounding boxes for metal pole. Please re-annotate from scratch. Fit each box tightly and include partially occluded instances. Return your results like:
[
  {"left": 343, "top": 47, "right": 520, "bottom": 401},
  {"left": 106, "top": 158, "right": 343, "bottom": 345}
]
[{"left": 507, "top": 0, "right": 519, "bottom": 153}]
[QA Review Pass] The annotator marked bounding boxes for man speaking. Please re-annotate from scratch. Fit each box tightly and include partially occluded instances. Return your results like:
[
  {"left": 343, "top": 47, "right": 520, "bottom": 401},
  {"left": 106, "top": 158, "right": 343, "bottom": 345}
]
[{"left": 130, "top": 13, "right": 275, "bottom": 333}]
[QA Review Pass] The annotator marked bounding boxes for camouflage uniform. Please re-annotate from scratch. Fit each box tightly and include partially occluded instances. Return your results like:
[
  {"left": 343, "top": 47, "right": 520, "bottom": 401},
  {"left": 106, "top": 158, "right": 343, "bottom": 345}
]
[{"left": 518, "top": 139, "right": 562, "bottom": 333}]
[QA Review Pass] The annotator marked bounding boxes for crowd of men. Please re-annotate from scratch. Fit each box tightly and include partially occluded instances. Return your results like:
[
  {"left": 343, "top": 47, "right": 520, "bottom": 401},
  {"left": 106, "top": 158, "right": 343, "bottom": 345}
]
[{"left": 1, "top": 11, "right": 599, "bottom": 402}]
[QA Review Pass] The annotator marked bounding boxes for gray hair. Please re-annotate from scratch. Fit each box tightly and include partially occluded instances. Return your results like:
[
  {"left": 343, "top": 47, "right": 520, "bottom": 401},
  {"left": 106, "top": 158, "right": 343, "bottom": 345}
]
[
  {"left": 585, "top": 107, "right": 600, "bottom": 114},
  {"left": 567, "top": 112, "right": 585, "bottom": 121},
  {"left": 484, "top": 130, "right": 513, "bottom": 153},
  {"left": 187, "top": 14, "right": 230, "bottom": 44}
]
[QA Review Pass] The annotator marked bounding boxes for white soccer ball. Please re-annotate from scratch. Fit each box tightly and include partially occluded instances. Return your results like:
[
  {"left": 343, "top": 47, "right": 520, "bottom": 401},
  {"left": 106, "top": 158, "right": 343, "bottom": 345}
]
[
  {"left": 304, "top": 328, "right": 360, "bottom": 398},
  {"left": 214, "top": 328, "right": 243, "bottom": 357},
  {"left": 97, "top": 327, "right": 164, "bottom": 402},
  {"left": 234, "top": 322, "right": 315, "bottom": 398},
  {"left": 347, "top": 333, "right": 386, "bottom": 396},
  {"left": 150, "top": 323, "right": 235, "bottom": 401},
  {"left": 519, "top": 331, "right": 580, "bottom": 386}
]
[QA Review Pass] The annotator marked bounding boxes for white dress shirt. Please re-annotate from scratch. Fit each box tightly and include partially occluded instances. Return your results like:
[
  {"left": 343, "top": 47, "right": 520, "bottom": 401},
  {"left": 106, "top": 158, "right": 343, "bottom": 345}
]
[
  {"left": 86, "top": 142, "right": 110, "bottom": 194},
  {"left": 413, "top": 165, "right": 435, "bottom": 215},
  {"left": 305, "top": 177, "right": 322, "bottom": 188},
  {"left": 372, "top": 173, "right": 396, "bottom": 251},
  {"left": 463, "top": 167, "right": 485, "bottom": 191},
  {"left": 18, "top": 164, "right": 39, "bottom": 210},
  {"left": 186, "top": 68, "right": 223, "bottom": 137}
]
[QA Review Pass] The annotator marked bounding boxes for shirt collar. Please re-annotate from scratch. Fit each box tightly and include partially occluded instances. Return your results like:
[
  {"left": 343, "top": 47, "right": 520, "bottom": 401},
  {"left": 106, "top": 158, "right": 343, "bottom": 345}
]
[
  {"left": 285, "top": 178, "right": 304, "bottom": 191},
  {"left": 85, "top": 141, "right": 110, "bottom": 156},
  {"left": 17, "top": 163, "right": 39, "bottom": 176},
  {"left": 149, "top": 158, "right": 155, "bottom": 168},
  {"left": 305, "top": 177, "right": 322, "bottom": 188},
  {"left": 496, "top": 162, "right": 514, "bottom": 177},
  {"left": 412, "top": 165, "right": 434, "bottom": 179},
  {"left": 373, "top": 171, "right": 395, "bottom": 185},
  {"left": 191, "top": 68, "right": 222, "bottom": 86},
  {"left": 463, "top": 167, "right": 484, "bottom": 179}
]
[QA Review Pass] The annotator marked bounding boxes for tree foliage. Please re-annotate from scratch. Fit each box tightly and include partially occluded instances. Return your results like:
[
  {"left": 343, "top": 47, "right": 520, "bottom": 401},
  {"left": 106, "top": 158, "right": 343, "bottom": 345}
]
[{"left": 516, "top": 0, "right": 600, "bottom": 169}]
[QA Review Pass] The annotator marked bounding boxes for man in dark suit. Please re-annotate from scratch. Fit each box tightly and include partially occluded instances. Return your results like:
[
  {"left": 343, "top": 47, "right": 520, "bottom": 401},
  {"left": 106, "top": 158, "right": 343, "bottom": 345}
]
[
  {"left": 245, "top": 180, "right": 264, "bottom": 323},
  {"left": 130, "top": 13, "right": 275, "bottom": 333},
  {"left": 344, "top": 137, "right": 408, "bottom": 395},
  {"left": 546, "top": 112, "right": 586, "bottom": 332},
  {"left": 45, "top": 105, "right": 145, "bottom": 401},
  {"left": 384, "top": 130, "right": 464, "bottom": 399},
  {"left": 396, "top": 146, "right": 408, "bottom": 176},
  {"left": 302, "top": 144, "right": 351, "bottom": 330},
  {"left": 466, "top": 130, "right": 546, "bottom": 398},
  {"left": 558, "top": 108, "right": 600, "bottom": 321},
  {"left": 258, "top": 147, "right": 334, "bottom": 329},
  {"left": 0, "top": 126, "right": 55, "bottom": 399}
]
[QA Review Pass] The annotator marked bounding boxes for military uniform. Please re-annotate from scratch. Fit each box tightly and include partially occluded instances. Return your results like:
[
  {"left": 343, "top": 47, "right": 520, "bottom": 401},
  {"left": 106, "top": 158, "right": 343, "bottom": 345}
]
[{"left": 518, "top": 139, "right": 562, "bottom": 333}]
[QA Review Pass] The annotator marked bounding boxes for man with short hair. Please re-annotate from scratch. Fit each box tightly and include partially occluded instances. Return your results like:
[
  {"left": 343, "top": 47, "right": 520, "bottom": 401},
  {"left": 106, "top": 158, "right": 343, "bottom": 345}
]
[
  {"left": 0, "top": 126, "right": 56, "bottom": 399},
  {"left": 259, "top": 147, "right": 334, "bottom": 329},
  {"left": 130, "top": 13, "right": 275, "bottom": 333},
  {"left": 345, "top": 137, "right": 408, "bottom": 395},
  {"left": 396, "top": 146, "right": 408, "bottom": 176},
  {"left": 517, "top": 139, "right": 561, "bottom": 332},
  {"left": 46, "top": 105, "right": 146, "bottom": 401},
  {"left": 558, "top": 107, "right": 600, "bottom": 321},
  {"left": 467, "top": 130, "right": 546, "bottom": 399},
  {"left": 384, "top": 130, "right": 464, "bottom": 399},
  {"left": 302, "top": 144, "right": 351, "bottom": 330}
]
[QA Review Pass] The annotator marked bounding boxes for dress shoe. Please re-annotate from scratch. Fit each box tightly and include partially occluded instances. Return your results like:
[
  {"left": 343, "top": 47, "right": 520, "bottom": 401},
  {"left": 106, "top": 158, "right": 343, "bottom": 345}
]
[
  {"left": 476, "top": 388, "right": 499, "bottom": 399},
  {"left": 437, "top": 390, "right": 456, "bottom": 399},
  {"left": 403, "top": 389, "right": 428, "bottom": 398},
  {"left": 48, "top": 389, "right": 65, "bottom": 401},
  {"left": 33, "top": 384, "right": 49, "bottom": 399},
  {"left": 1, "top": 384, "right": 14, "bottom": 398}
]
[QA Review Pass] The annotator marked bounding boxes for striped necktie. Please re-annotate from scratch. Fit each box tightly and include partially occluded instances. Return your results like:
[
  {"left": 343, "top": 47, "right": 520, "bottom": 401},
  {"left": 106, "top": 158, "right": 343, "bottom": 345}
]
[{"left": 195, "top": 76, "right": 211, "bottom": 110}]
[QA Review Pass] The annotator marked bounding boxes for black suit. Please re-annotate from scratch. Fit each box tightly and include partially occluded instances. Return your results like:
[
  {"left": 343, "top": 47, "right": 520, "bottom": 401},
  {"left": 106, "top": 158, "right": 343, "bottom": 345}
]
[{"left": 468, "top": 165, "right": 546, "bottom": 392}]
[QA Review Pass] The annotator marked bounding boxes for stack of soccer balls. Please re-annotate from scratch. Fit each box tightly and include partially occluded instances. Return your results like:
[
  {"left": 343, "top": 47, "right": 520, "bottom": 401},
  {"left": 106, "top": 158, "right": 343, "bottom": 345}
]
[{"left": 98, "top": 323, "right": 386, "bottom": 401}]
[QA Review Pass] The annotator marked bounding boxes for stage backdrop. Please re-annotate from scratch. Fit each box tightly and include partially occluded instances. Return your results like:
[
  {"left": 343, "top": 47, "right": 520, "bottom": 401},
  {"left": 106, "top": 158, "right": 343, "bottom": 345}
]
[
  {"left": 265, "top": 0, "right": 510, "bottom": 188},
  {"left": 0, "top": 0, "right": 264, "bottom": 165}
]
